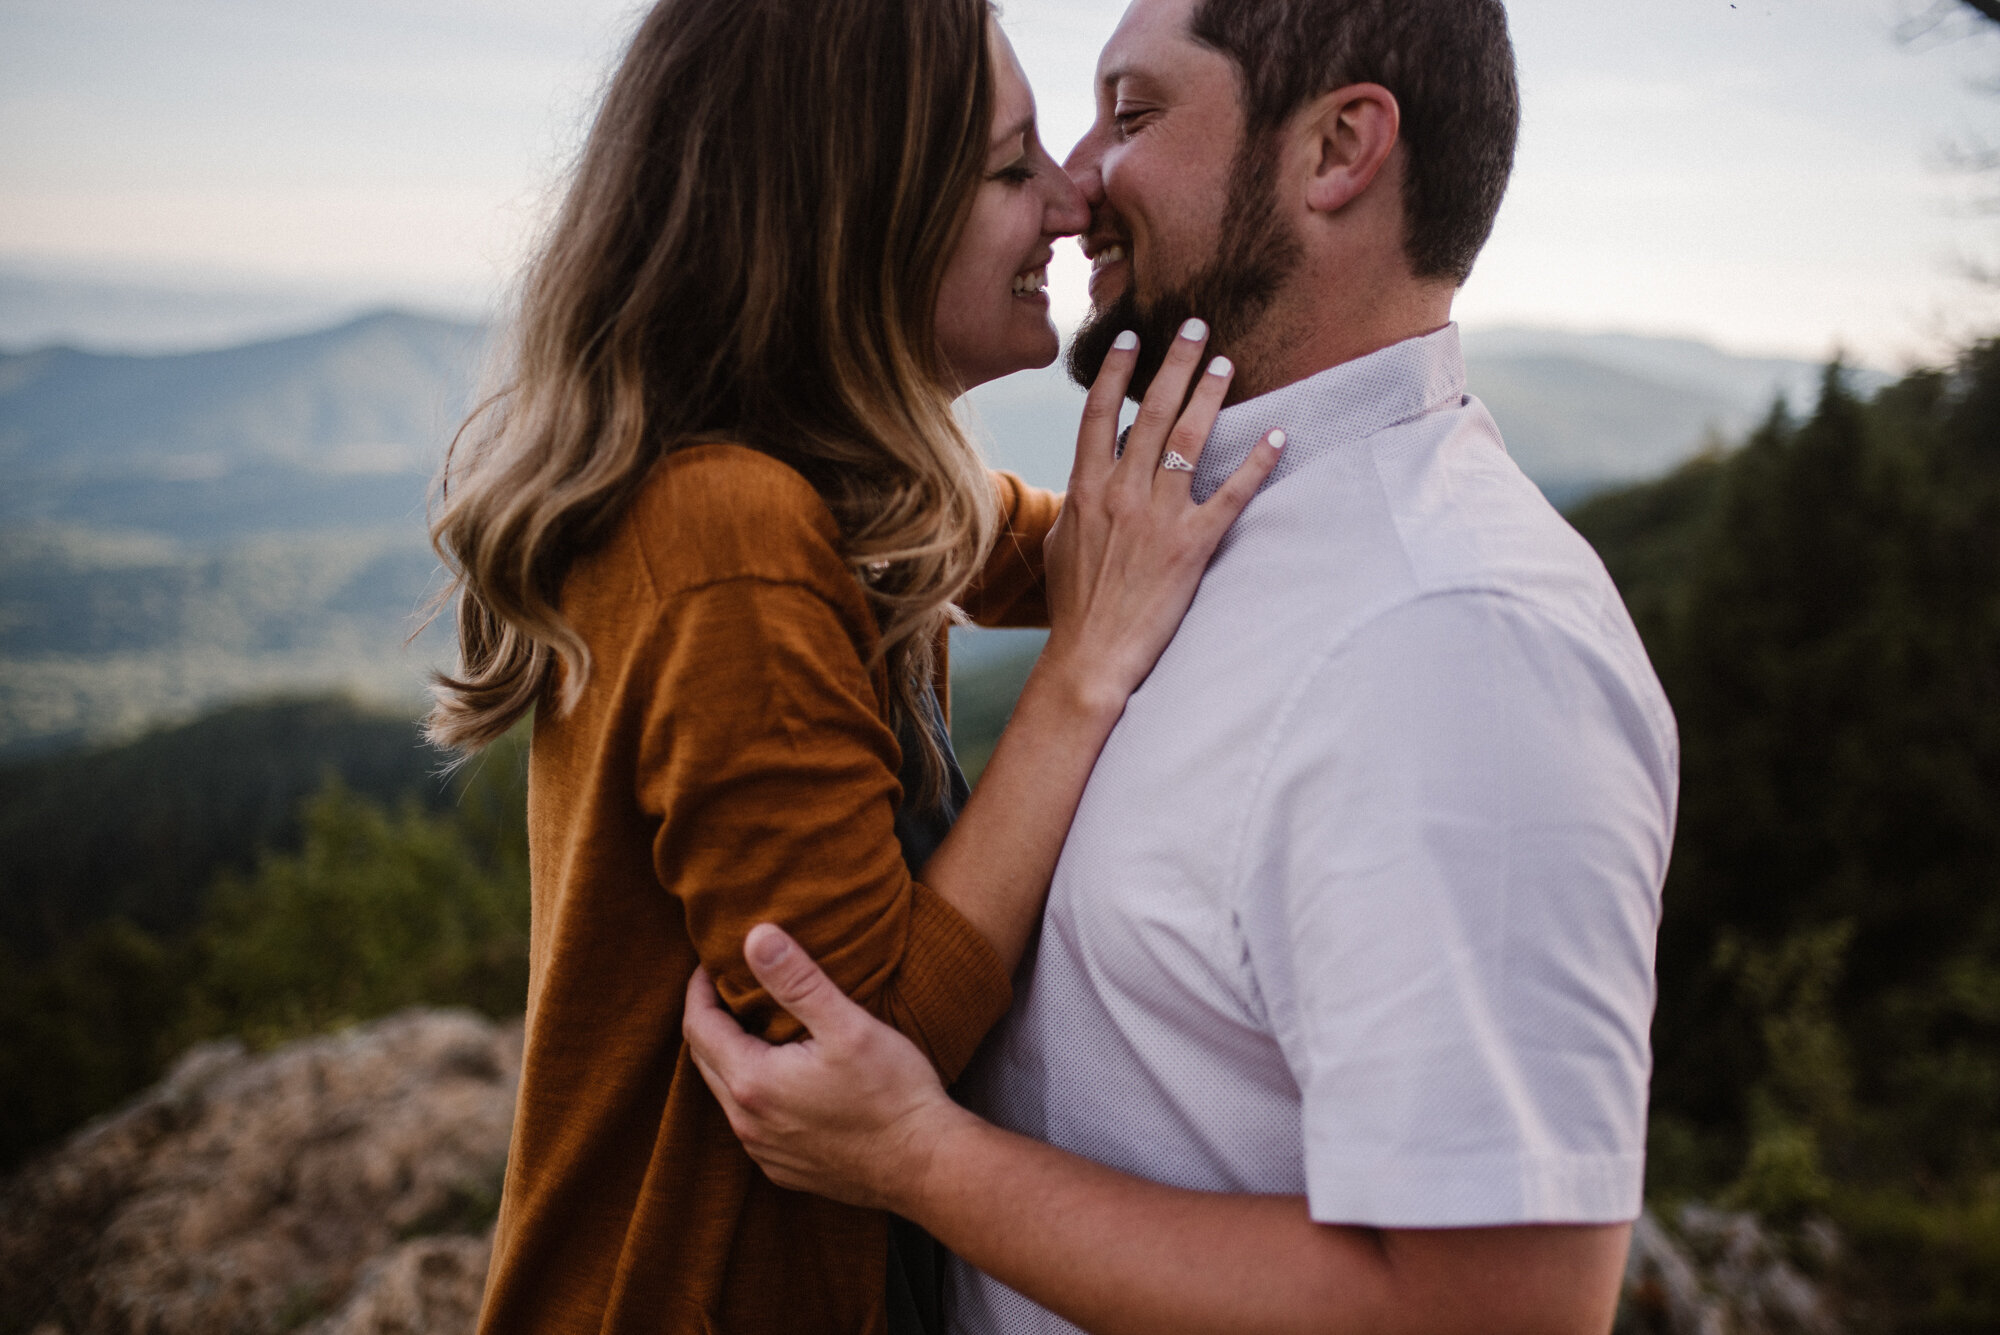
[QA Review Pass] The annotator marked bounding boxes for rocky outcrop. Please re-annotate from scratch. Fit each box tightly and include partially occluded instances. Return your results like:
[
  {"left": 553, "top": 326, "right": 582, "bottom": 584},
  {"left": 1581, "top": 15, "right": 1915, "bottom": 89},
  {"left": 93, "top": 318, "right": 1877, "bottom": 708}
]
[
  {"left": 2, "top": 1006, "right": 1848, "bottom": 1335},
  {"left": 305, "top": 1233, "right": 495, "bottom": 1335},
  {"left": 0, "top": 1009, "right": 520, "bottom": 1335},
  {"left": 1620, "top": 1204, "right": 1843, "bottom": 1335}
]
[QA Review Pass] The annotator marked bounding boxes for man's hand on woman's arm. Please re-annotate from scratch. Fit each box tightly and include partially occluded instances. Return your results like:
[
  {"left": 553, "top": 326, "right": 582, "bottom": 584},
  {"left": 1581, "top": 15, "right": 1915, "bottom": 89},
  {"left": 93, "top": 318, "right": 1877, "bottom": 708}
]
[{"left": 684, "top": 924, "right": 1631, "bottom": 1335}]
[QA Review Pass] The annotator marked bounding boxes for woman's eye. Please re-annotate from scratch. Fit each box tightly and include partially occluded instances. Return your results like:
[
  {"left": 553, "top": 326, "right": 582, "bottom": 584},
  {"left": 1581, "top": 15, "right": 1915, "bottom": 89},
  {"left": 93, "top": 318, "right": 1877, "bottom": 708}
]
[{"left": 993, "top": 164, "right": 1037, "bottom": 185}]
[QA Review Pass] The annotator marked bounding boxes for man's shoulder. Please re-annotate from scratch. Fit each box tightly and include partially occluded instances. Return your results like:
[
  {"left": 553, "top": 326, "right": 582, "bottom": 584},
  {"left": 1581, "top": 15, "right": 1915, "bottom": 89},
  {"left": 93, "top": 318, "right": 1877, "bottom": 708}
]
[
  {"left": 1265, "top": 578, "right": 1680, "bottom": 840},
  {"left": 1249, "top": 401, "right": 1677, "bottom": 784},
  {"left": 1354, "top": 399, "right": 1633, "bottom": 645},
  {"left": 1242, "top": 396, "right": 1629, "bottom": 649}
]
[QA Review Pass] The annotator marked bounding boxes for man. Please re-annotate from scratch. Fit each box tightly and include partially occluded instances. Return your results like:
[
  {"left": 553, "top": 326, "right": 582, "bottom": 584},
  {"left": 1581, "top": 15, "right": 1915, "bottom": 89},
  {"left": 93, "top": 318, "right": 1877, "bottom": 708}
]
[{"left": 685, "top": 0, "right": 1678, "bottom": 1331}]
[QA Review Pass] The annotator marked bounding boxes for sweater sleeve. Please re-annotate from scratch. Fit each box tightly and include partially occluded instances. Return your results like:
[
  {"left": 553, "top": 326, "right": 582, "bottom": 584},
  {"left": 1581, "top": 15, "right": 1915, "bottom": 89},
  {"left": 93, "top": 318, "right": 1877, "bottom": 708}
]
[
  {"left": 637, "top": 575, "right": 1012, "bottom": 1080},
  {"left": 960, "top": 470, "right": 1061, "bottom": 629}
]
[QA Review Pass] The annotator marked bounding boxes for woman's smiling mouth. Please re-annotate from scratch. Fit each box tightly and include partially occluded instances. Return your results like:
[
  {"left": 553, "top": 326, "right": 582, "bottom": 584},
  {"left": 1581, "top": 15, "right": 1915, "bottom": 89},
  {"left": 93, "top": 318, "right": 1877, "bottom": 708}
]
[{"left": 1012, "top": 264, "right": 1049, "bottom": 299}]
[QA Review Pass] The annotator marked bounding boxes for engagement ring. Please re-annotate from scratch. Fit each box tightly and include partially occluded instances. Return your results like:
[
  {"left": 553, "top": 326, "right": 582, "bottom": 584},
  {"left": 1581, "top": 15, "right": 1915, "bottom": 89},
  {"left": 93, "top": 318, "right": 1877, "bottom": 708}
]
[{"left": 1160, "top": 451, "right": 1196, "bottom": 473}]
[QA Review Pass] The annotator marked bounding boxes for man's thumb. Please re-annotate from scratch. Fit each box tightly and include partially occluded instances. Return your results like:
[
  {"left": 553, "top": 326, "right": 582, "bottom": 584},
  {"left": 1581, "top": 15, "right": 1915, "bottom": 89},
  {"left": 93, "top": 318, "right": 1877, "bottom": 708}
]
[{"left": 744, "top": 923, "right": 852, "bottom": 1038}]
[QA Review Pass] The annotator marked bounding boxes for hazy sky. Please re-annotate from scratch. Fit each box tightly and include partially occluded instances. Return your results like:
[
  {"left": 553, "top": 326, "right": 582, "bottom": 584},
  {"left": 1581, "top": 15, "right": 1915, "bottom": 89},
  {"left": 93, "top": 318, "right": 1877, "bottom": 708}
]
[{"left": 3, "top": 0, "right": 1998, "bottom": 362}]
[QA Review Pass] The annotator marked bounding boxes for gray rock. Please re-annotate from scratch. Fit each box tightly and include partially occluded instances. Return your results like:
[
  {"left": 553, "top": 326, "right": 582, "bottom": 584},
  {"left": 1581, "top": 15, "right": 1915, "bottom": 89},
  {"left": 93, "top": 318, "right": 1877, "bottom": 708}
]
[
  {"left": 1618, "top": 1206, "right": 1843, "bottom": 1335},
  {"left": 0, "top": 1008, "right": 521, "bottom": 1335},
  {"left": 7, "top": 1011, "right": 1861, "bottom": 1335},
  {"left": 304, "top": 1233, "right": 494, "bottom": 1335}
]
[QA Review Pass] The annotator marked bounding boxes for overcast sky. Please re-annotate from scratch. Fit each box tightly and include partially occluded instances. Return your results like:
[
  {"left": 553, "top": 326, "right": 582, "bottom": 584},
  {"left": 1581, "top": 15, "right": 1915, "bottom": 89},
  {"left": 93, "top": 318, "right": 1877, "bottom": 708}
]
[{"left": 3, "top": 0, "right": 1998, "bottom": 363}]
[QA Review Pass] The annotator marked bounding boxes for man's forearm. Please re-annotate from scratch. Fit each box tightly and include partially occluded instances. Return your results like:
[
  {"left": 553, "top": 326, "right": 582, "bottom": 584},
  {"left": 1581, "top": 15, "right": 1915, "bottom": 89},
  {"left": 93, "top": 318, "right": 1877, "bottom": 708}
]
[
  {"left": 900, "top": 1105, "right": 1629, "bottom": 1335},
  {"left": 904, "top": 1107, "right": 1390, "bottom": 1335},
  {"left": 682, "top": 929, "right": 1633, "bottom": 1334}
]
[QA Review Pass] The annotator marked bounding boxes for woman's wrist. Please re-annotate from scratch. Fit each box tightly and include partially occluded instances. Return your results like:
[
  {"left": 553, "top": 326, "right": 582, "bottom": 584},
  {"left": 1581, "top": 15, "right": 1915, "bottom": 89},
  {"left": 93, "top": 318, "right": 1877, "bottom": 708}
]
[{"left": 1017, "top": 642, "right": 1130, "bottom": 736}]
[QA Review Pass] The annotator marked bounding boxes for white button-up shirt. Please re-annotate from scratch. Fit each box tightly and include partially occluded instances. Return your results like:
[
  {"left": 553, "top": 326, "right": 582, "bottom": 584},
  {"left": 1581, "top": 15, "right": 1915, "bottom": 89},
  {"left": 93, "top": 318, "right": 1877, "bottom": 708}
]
[{"left": 948, "top": 325, "right": 1679, "bottom": 1335}]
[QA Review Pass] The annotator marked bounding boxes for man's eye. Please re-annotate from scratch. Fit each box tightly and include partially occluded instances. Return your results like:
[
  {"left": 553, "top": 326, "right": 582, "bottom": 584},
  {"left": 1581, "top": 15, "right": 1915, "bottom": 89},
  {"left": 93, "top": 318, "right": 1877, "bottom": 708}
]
[{"left": 1112, "top": 109, "right": 1152, "bottom": 137}]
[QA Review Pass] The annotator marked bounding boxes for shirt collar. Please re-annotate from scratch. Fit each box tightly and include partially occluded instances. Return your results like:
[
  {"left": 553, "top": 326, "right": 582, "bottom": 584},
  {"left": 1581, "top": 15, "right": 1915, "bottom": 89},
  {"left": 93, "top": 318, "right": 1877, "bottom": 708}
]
[{"left": 1189, "top": 322, "right": 1466, "bottom": 503}]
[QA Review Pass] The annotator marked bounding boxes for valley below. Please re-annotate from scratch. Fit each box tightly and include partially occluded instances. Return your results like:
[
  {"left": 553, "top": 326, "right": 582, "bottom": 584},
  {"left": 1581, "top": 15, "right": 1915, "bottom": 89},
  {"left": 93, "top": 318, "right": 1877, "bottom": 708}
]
[{"left": 0, "top": 306, "right": 1856, "bottom": 758}]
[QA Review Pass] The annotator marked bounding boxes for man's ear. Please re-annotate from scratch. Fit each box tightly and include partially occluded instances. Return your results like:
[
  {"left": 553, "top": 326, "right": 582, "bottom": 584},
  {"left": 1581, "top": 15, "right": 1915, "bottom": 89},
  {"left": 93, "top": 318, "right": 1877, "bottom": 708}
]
[{"left": 1297, "top": 83, "right": 1400, "bottom": 216}]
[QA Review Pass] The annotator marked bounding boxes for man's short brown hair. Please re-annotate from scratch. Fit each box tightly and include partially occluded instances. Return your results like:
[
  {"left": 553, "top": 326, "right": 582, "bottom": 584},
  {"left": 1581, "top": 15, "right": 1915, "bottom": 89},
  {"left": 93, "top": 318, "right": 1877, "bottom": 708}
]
[{"left": 1190, "top": 0, "right": 1519, "bottom": 285}]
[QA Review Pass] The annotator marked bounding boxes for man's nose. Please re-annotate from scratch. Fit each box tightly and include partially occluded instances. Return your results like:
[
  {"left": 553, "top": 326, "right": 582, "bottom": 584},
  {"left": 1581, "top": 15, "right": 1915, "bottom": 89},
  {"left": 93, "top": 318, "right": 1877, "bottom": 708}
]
[
  {"left": 1062, "top": 131, "right": 1106, "bottom": 206},
  {"left": 1045, "top": 163, "right": 1091, "bottom": 236}
]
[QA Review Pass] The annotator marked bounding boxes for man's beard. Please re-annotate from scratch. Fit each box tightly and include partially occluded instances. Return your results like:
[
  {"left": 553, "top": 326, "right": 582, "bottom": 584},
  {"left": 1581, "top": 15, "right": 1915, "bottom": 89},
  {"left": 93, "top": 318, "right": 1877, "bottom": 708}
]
[{"left": 1068, "top": 134, "right": 1303, "bottom": 402}]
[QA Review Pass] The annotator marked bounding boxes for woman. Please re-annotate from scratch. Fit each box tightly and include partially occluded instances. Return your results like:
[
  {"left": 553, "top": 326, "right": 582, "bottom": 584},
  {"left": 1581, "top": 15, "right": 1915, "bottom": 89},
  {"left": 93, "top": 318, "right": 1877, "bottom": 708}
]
[{"left": 426, "top": 0, "right": 1280, "bottom": 1331}]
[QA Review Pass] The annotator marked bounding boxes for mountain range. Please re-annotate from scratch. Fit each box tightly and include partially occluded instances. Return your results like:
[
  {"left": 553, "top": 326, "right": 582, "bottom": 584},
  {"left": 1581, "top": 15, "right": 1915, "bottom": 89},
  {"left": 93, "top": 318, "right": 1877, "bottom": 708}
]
[
  {"left": 0, "top": 305, "right": 1872, "bottom": 756},
  {"left": 964, "top": 326, "right": 1872, "bottom": 504}
]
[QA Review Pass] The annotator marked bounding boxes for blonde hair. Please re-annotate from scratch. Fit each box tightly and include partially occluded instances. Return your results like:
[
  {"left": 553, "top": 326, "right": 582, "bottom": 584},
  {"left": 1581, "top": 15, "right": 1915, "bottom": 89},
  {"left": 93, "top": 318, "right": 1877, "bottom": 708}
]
[{"left": 427, "top": 0, "right": 999, "bottom": 799}]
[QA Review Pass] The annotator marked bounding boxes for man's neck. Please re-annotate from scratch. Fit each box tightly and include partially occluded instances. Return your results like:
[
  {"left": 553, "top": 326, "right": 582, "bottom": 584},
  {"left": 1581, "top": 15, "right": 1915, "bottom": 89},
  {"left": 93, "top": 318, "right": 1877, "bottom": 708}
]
[{"left": 1223, "top": 276, "right": 1456, "bottom": 407}]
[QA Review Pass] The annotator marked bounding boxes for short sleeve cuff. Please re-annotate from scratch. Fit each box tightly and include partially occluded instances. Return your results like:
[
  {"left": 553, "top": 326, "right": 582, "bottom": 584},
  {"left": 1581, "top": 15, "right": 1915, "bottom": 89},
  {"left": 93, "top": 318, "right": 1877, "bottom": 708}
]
[
  {"left": 1304, "top": 1149, "right": 1646, "bottom": 1228},
  {"left": 895, "top": 881, "right": 1014, "bottom": 1080}
]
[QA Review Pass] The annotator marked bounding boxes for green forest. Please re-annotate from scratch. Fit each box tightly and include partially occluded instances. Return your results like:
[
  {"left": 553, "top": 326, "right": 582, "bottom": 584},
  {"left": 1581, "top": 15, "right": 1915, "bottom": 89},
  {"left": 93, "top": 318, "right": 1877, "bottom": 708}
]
[
  {"left": 2, "top": 339, "right": 1997, "bottom": 1328},
  {"left": 0, "top": 701, "right": 530, "bottom": 1170},
  {"left": 1568, "top": 343, "right": 2000, "bottom": 1328}
]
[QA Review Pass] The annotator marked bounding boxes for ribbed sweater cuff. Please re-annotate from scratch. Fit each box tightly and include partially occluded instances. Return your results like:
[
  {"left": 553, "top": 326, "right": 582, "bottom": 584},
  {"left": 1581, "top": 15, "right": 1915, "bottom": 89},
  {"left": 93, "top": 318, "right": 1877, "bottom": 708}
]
[{"left": 897, "top": 882, "right": 1014, "bottom": 1081}]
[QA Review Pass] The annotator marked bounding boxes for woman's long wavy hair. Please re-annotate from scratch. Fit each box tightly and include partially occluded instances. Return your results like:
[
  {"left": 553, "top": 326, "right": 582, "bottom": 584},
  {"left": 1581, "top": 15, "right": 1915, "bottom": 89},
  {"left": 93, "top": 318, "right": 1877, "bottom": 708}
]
[{"left": 426, "top": 0, "right": 999, "bottom": 798}]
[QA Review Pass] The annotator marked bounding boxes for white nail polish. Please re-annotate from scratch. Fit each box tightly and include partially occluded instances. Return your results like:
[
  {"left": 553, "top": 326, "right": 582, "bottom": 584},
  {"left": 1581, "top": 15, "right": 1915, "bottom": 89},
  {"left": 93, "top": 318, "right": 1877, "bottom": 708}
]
[
  {"left": 1208, "top": 356, "right": 1232, "bottom": 377},
  {"left": 1113, "top": 329, "right": 1139, "bottom": 351},
  {"left": 1180, "top": 318, "right": 1208, "bottom": 341},
  {"left": 1269, "top": 429, "right": 1287, "bottom": 451}
]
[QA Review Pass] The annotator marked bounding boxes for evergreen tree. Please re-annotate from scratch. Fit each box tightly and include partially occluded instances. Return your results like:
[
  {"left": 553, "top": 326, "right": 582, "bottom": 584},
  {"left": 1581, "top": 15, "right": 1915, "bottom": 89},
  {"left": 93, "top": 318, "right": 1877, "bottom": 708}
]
[{"left": 1574, "top": 341, "right": 2000, "bottom": 1325}]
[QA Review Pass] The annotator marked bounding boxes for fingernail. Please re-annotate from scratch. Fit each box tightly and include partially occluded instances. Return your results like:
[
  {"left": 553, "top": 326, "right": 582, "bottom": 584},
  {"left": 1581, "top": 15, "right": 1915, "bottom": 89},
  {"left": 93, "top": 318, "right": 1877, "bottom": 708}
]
[
  {"left": 1208, "top": 356, "right": 1232, "bottom": 377},
  {"left": 1269, "top": 429, "right": 1287, "bottom": 451},
  {"left": 747, "top": 924, "right": 791, "bottom": 967},
  {"left": 1113, "top": 329, "right": 1138, "bottom": 351},
  {"left": 1180, "top": 318, "right": 1208, "bottom": 341}
]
